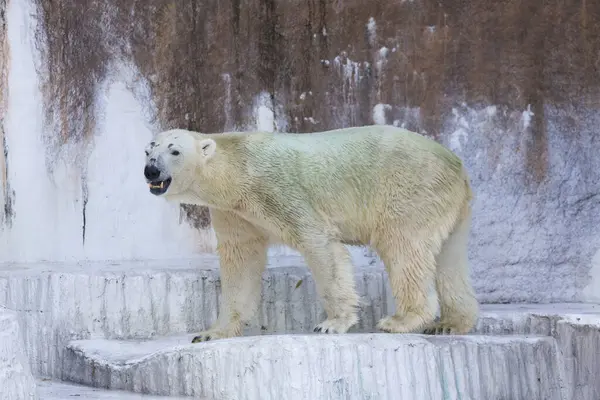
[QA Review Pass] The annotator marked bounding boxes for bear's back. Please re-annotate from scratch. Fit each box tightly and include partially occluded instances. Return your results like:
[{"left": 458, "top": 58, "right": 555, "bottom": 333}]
[{"left": 228, "top": 125, "right": 462, "bottom": 180}]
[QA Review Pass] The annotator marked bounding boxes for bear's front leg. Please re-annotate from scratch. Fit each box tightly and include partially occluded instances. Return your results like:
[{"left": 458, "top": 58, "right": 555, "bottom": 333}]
[
  {"left": 192, "top": 210, "right": 268, "bottom": 343},
  {"left": 299, "top": 237, "right": 359, "bottom": 334}
]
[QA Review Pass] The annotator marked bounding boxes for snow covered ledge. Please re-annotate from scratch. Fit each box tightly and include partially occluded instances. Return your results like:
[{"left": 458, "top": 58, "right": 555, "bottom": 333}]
[
  {"left": 0, "top": 307, "right": 38, "bottom": 400},
  {"left": 63, "top": 333, "right": 564, "bottom": 400}
]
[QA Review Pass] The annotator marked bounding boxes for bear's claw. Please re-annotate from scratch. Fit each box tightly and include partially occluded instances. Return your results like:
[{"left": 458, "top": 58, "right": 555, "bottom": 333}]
[
  {"left": 313, "top": 326, "right": 335, "bottom": 334},
  {"left": 313, "top": 316, "right": 357, "bottom": 334},
  {"left": 191, "top": 329, "right": 234, "bottom": 343},
  {"left": 422, "top": 327, "right": 450, "bottom": 335},
  {"left": 191, "top": 334, "right": 211, "bottom": 343},
  {"left": 422, "top": 322, "right": 470, "bottom": 335}
]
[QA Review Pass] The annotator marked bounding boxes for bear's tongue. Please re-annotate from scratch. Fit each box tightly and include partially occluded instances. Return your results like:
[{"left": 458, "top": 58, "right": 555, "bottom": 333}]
[{"left": 149, "top": 181, "right": 164, "bottom": 189}]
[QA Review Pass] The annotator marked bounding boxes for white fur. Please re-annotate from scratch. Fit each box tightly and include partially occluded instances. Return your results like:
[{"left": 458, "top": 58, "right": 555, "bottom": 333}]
[{"left": 144, "top": 125, "right": 480, "bottom": 341}]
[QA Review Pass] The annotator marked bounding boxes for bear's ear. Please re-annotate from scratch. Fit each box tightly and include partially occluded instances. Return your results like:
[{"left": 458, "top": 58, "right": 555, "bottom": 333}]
[{"left": 196, "top": 138, "right": 217, "bottom": 161}]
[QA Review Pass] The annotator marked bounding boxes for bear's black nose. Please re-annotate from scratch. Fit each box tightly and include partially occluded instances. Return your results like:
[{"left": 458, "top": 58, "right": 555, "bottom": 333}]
[{"left": 144, "top": 165, "right": 161, "bottom": 180}]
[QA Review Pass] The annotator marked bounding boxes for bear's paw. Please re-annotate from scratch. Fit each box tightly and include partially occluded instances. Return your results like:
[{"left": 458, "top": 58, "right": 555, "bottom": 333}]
[
  {"left": 191, "top": 329, "right": 236, "bottom": 343},
  {"left": 376, "top": 312, "right": 432, "bottom": 334},
  {"left": 422, "top": 321, "right": 473, "bottom": 335},
  {"left": 313, "top": 315, "right": 358, "bottom": 334}
]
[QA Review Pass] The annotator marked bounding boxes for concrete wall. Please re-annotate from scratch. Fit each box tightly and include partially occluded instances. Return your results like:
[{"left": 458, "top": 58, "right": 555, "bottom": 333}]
[{"left": 0, "top": 0, "right": 599, "bottom": 303}]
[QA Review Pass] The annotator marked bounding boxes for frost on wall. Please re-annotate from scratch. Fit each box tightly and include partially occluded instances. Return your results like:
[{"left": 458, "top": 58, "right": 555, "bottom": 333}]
[
  {"left": 0, "top": 0, "right": 13, "bottom": 228},
  {"left": 33, "top": 0, "right": 305, "bottom": 229},
  {"left": 34, "top": 0, "right": 113, "bottom": 244}
]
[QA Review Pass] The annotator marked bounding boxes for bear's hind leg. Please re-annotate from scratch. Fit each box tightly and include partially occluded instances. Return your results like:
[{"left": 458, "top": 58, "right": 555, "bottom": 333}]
[
  {"left": 376, "top": 237, "right": 437, "bottom": 334},
  {"left": 300, "top": 239, "right": 359, "bottom": 334},
  {"left": 424, "top": 206, "right": 479, "bottom": 335},
  {"left": 192, "top": 210, "right": 268, "bottom": 343}
]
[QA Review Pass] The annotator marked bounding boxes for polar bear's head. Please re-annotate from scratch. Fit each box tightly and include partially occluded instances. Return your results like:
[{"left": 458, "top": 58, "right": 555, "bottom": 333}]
[{"left": 143, "top": 129, "right": 216, "bottom": 197}]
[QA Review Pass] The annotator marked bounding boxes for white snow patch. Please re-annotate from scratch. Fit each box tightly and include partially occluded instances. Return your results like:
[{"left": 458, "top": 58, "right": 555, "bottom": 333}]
[
  {"left": 254, "top": 91, "right": 275, "bottom": 132},
  {"left": 372, "top": 104, "right": 392, "bottom": 125},
  {"left": 85, "top": 63, "right": 207, "bottom": 260},
  {"left": 562, "top": 314, "right": 600, "bottom": 327},
  {"left": 521, "top": 104, "right": 534, "bottom": 129},
  {"left": 250, "top": 91, "right": 288, "bottom": 133},
  {"left": 391, "top": 107, "right": 421, "bottom": 130},
  {"left": 366, "top": 17, "right": 376, "bottom": 45},
  {"left": 449, "top": 107, "right": 470, "bottom": 151},
  {"left": 376, "top": 47, "right": 389, "bottom": 75},
  {"left": 3, "top": 2, "right": 215, "bottom": 262},
  {"left": 485, "top": 105, "right": 497, "bottom": 117},
  {"left": 427, "top": 25, "right": 436, "bottom": 33},
  {"left": 299, "top": 92, "right": 307, "bottom": 100},
  {"left": 333, "top": 54, "right": 361, "bottom": 84},
  {"left": 582, "top": 248, "right": 600, "bottom": 303},
  {"left": 322, "top": 27, "right": 327, "bottom": 36},
  {"left": 222, "top": 73, "right": 235, "bottom": 131},
  {"left": 4, "top": 0, "right": 82, "bottom": 262}
]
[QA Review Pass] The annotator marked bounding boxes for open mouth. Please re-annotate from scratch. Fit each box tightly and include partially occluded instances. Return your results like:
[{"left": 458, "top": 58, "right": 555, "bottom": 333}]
[{"left": 148, "top": 177, "right": 172, "bottom": 195}]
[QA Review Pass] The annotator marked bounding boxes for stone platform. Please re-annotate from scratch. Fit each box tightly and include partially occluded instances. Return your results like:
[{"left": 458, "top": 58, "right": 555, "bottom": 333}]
[
  {"left": 0, "top": 307, "right": 38, "bottom": 400},
  {"left": 0, "top": 259, "right": 599, "bottom": 399},
  {"left": 64, "top": 333, "right": 562, "bottom": 400}
]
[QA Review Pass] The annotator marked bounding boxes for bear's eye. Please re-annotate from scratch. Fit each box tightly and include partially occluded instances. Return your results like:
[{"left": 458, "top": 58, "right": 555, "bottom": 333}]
[{"left": 171, "top": 150, "right": 180, "bottom": 156}]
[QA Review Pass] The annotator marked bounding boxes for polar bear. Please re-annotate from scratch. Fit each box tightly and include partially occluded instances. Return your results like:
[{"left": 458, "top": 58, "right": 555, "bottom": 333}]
[{"left": 143, "top": 125, "right": 479, "bottom": 342}]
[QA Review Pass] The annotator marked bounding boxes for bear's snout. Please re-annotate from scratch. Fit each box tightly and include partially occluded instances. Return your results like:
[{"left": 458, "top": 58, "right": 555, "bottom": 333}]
[{"left": 144, "top": 165, "right": 161, "bottom": 181}]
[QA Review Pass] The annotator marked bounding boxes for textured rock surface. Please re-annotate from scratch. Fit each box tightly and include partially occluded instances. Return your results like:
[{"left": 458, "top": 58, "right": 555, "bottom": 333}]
[
  {"left": 476, "top": 304, "right": 600, "bottom": 400},
  {"left": 0, "top": 307, "right": 38, "bottom": 400},
  {"left": 0, "top": 0, "right": 598, "bottom": 305},
  {"left": 0, "top": 258, "right": 391, "bottom": 378},
  {"left": 36, "top": 380, "right": 187, "bottom": 399},
  {"left": 2, "top": 260, "right": 600, "bottom": 400},
  {"left": 63, "top": 334, "right": 563, "bottom": 400},
  {"left": 58, "top": 303, "right": 600, "bottom": 400},
  {"left": 458, "top": 105, "right": 600, "bottom": 304}
]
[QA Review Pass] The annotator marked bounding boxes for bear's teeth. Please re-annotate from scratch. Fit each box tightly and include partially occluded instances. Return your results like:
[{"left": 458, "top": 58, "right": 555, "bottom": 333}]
[{"left": 160, "top": 181, "right": 164, "bottom": 189}]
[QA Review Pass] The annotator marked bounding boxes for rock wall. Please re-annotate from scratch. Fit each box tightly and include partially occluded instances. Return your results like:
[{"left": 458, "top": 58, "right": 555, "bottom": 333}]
[{"left": 0, "top": 0, "right": 599, "bottom": 302}]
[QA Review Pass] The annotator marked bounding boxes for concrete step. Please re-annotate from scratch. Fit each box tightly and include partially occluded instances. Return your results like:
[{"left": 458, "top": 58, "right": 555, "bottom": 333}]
[
  {"left": 36, "top": 379, "right": 188, "bottom": 399},
  {"left": 2, "top": 259, "right": 600, "bottom": 399},
  {"left": 0, "top": 307, "right": 38, "bottom": 400},
  {"left": 0, "top": 257, "right": 392, "bottom": 379},
  {"left": 63, "top": 333, "right": 563, "bottom": 400}
]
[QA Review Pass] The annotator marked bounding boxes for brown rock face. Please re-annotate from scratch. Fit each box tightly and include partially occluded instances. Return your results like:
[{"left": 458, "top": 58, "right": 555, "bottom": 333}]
[{"left": 26, "top": 0, "right": 600, "bottom": 301}]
